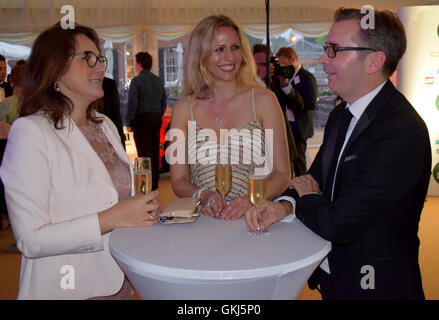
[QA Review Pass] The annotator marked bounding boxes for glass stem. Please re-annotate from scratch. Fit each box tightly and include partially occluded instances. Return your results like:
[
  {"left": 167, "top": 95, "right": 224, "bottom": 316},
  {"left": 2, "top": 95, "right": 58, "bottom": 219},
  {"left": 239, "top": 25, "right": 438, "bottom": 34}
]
[{"left": 257, "top": 207, "right": 261, "bottom": 232}]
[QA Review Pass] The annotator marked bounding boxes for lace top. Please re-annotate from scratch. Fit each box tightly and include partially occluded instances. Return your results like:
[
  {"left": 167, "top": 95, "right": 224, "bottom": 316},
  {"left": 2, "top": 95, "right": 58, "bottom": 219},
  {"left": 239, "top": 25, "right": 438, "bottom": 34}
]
[
  {"left": 79, "top": 120, "right": 131, "bottom": 200},
  {"left": 188, "top": 88, "right": 268, "bottom": 202}
]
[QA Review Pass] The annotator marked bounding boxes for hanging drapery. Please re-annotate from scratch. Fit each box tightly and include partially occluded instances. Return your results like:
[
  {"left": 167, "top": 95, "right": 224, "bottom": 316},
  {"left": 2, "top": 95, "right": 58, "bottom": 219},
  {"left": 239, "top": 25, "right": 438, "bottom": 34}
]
[
  {"left": 0, "top": 0, "right": 429, "bottom": 40},
  {"left": 0, "top": 0, "right": 337, "bottom": 44},
  {"left": 0, "top": 0, "right": 431, "bottom": 74}
]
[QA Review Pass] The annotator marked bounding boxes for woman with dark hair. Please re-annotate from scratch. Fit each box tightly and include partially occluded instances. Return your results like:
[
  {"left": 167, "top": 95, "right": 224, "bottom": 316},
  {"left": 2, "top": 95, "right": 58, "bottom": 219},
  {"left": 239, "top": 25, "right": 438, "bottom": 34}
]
[{"left": 0, "top": 22, "right": 160, "bottom": 299}]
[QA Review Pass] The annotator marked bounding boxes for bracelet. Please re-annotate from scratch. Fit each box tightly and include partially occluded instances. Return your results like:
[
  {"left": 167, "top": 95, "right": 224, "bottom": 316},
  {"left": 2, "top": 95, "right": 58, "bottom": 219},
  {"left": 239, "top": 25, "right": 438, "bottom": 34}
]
[{"left": 192, "top": 187, "right": 208, "bottom": 200}]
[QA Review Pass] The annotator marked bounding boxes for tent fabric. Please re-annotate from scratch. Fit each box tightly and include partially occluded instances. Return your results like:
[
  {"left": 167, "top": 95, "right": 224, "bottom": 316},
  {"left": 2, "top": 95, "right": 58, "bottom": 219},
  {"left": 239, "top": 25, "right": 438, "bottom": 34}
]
[
  {"left": 1, "top": 0, "right": 436, "bottom": 43},
  {"left": 0, "top": 0, "right": 436, "bottom": 72}
]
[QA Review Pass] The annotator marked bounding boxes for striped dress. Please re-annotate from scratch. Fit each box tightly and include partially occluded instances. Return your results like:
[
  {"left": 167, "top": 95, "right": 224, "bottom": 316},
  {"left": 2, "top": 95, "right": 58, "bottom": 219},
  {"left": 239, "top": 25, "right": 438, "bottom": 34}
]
[{"left": 188, "top": 88, "right": 268, "bottom": 203}]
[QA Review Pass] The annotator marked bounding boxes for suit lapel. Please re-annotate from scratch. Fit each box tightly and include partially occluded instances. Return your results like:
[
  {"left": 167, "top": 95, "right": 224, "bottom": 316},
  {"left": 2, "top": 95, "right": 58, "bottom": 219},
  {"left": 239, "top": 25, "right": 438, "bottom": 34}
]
[
  {"left": 333, "top": 80, "right": 395, "bottom": 193},
  {"left": 321, "top": 102, "right": 347, "bottom": 191},
  {"left": 53, "top": 116, "right": 120, "bottom": 188}
]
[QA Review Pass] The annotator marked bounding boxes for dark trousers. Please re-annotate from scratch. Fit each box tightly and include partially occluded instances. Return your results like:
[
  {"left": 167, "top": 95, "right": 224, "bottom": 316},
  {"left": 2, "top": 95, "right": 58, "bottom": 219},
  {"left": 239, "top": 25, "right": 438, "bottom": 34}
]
[
  {"left": 0, "top": 139, "right": 8, "bottom": 215},
  {"left": 318, "top": 268, "right": 336, "bottom": 300},
  {"left": 132, "top": 112, "right": 162, "bottom": 191},
  {"left": 289, "top": 121, "right": 307, "bottom": 177}
]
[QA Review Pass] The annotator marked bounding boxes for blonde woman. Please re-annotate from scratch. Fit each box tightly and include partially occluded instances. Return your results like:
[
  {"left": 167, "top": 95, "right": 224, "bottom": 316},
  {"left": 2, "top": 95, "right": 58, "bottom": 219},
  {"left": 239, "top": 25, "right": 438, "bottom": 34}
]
[{"left": 170, "top": 15, "right": 290, "bottom": 220}]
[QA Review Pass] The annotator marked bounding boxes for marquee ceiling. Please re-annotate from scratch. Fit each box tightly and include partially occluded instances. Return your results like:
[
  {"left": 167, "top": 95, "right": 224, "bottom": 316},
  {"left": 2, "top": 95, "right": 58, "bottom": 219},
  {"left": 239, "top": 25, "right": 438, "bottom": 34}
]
[{"left": 1, "top": 0, "right": 438, "bottom": 34}]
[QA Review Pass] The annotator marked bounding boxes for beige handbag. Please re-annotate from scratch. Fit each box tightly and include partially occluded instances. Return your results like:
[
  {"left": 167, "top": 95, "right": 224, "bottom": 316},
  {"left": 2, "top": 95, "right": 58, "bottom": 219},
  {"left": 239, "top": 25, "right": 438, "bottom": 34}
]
[{"left": 158, "top": 197, "right": 201, "bottom": 224}]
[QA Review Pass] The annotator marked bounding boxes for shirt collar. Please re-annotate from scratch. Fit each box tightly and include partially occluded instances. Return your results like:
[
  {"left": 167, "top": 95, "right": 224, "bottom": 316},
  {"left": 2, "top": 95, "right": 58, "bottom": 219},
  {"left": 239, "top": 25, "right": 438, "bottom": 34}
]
[
  {"left": 346, "top": 80, "right": 387, "bottom": 120},
  {"left": 293, "top": 64, "right": 302, "bottom": 79}
]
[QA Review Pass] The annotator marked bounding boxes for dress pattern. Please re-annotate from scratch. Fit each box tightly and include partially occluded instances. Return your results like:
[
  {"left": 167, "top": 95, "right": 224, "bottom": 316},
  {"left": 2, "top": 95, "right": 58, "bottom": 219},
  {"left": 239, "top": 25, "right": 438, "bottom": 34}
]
[
  {"left": 188, "top": 88, "right": 268, "bottom": 203},
  {"left": 79, "top": 120, "right": 131, "bottom": 201}
]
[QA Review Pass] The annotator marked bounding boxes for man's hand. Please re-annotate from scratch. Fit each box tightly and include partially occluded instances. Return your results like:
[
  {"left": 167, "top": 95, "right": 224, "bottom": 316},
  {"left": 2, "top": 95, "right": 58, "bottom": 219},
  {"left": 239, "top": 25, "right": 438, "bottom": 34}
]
[
  {"left": 125, "top": 126, "right": 133, "bottom": 133},
  {"left": 244, "top": 201, "right": 292, "bottom": 232},
  {"left": 290, "top": 174, "right": 322, "bottom": 197}
]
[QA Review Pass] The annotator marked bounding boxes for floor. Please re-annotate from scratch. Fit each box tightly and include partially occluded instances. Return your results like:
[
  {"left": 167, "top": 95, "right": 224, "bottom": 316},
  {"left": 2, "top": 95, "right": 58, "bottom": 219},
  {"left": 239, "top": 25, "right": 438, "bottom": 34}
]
[{"left": 0, "top": 141, "right": 438, "bottom": 300}]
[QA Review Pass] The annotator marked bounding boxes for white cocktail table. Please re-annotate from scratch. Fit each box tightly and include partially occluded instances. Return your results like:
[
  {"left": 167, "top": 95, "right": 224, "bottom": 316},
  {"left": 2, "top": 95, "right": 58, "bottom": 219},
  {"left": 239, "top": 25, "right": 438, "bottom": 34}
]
[{"left": 109, "top": 214, "right": 330, "bottom": 300}]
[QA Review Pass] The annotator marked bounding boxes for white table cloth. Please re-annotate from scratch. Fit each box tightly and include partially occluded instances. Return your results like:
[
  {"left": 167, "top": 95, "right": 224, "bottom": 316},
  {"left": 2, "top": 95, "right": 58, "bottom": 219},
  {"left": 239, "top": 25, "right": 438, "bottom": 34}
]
[{"left": 109, "top": 214, "right": 331, "bottom": 300}]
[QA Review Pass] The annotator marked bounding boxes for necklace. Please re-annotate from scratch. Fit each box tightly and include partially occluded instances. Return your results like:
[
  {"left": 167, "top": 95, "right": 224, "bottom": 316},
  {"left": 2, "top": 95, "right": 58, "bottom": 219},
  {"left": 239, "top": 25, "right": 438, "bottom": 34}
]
[{"left": 215, "top": 107, "right": 224, "bottom": 124}]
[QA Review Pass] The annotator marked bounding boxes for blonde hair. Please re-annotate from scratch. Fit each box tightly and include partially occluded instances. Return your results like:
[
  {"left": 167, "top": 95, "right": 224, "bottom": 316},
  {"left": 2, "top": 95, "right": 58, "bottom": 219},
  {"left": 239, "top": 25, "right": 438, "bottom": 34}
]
[{"left": 183, "top": 15, "right": 257, "bottom": 98}]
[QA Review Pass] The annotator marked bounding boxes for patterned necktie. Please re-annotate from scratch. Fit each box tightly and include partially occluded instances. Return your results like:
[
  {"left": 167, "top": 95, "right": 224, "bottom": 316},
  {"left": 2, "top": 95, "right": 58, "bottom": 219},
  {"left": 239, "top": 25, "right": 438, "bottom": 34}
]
[{"left": 324, "top": 107, "right": 353, "bottom": 199}]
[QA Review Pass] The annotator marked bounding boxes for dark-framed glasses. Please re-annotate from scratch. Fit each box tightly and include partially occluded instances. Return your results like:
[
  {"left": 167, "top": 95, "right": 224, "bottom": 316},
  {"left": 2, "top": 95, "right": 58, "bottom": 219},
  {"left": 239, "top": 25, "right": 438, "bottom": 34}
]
[
  {"left": 72, "top": 51, "right": 108, "bottom": 68},
  {"left": 323, "top": 45, "right": 377, "bottom": 58}
]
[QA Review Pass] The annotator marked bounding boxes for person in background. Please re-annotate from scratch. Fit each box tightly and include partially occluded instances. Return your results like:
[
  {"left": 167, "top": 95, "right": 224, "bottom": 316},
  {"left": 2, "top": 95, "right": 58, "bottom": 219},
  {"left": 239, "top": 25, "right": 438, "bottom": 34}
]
[
  {"left": 245, "top": 7, "right": 431, "bottom": 300},
  {"left": 126, "top": 51, "right": 167, "bottom": 191},
  {"left": 0, "top": 60, "right": 27, "bottom": 127},
  {"left": 0, "top": 54, "right": 12, "bottom": 102},
  {"left": 0, "top": 22, "right": 160, "bottom": 300},
  {"left": 0, "top": 60, "right": 27, "bottom": 243},
  {"left": 252, "top": 43, "right": 300, "bottom": 178},
  {"left": 276, "top": 47, "right": 318, "bottom": 176},
  {"left": 101, "top": 77, "right": 126, "bottom": 149},
  {"left": 170, "top": 15, "right": 290, "bottom": 220}
]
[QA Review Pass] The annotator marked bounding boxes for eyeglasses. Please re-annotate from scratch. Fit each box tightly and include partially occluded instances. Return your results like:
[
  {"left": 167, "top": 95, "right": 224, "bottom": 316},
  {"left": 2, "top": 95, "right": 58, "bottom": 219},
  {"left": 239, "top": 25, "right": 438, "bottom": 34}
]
[
  {"left": 72, "top": 51, "right": 108, "bottom": 69},
  {"left": 323, "top": 45, "right": 377, "bottom": 58}
]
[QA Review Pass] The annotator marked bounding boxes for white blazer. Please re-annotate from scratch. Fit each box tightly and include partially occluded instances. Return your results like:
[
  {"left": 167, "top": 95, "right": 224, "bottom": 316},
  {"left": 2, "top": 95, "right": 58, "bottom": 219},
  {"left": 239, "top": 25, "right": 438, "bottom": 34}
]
[{"left": 0, "top": 112, "right": 134, "bottom": 299}]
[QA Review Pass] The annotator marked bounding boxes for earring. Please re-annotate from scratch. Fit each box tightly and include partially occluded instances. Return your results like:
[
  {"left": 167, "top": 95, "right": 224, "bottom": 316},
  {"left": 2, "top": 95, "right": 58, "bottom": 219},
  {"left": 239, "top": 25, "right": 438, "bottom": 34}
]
[{"left": 54, "top": 81, "right": 61, "bottom": 92}]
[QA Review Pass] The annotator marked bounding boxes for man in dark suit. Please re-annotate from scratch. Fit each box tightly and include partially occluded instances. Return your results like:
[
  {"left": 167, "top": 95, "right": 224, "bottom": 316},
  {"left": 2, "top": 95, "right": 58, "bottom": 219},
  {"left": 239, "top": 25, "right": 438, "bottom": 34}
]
[
  {"left": 276, "top": 47, "right": 318, "bottom": 176},
  {"left": 252, "top": 44, "right": 301, "bottom": 177},
  {"left": 245, "top": 8, "right": 431, "bottom": 300},
  {"left": 0, "top": 55, "right": 12, "bottom": 101},
  {"left": 101, "top": 77, "right": 126, "bottom": 149},
  {"left": 126, "top": 52, "right": 167, "bottom": 191}
]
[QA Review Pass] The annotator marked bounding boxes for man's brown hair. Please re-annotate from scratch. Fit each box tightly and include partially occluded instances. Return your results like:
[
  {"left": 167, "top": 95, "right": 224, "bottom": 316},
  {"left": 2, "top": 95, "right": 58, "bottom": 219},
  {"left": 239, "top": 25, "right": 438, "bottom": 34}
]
[{"left": 334, "top": 7, "right": 406, "bottom": 77}]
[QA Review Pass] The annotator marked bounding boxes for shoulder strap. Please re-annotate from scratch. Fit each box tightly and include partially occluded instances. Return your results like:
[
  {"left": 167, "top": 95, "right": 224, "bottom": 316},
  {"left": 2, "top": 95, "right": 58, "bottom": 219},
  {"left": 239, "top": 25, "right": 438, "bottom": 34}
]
[
  {"left": 188, "top": 96, "right": 195, "bottom": 121},
  {"left": 251, "top": 88, "right": 257, "bottom": 121}
]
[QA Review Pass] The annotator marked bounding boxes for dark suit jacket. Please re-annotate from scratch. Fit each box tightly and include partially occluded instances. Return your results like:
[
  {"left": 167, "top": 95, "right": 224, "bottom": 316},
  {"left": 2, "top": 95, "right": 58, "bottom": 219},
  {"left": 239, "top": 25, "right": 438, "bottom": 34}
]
[
  {"left": 270, "top": 76, "right": 301, "bottom": 166},
  {"left": 285, "top": 80, "right": 431, "bottom": 299},
  {"left": 271, "top": 76, "right": 304, "bottom": 116},
  {"left": 126, "top": 69, "right": 167, "bottom": 127},
  {"left": 0, "top": 81, "right": 12, "bottom": 98},
  {"left": 290, "top": 67, "right": 318, "bottom": 140},
  {"left": 101, "top": 77, "right": 126, "bottom": 149}
]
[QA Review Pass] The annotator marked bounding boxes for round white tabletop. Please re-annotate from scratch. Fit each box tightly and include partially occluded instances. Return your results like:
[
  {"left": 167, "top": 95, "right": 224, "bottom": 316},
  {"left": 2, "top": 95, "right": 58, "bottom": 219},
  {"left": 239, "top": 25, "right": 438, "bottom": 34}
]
[{"left": 109, "top": 214, "right": 330, "bottom": 300}]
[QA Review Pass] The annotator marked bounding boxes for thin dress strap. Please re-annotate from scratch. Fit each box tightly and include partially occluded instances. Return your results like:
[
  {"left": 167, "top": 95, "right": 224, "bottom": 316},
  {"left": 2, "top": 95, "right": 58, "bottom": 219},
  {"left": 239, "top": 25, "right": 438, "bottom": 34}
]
[
  {"left": 188, "top": 96, "right": 195, "bottom": 121},
  {"left": 251, "top": 87, "right": 257, "bottom": 121}
]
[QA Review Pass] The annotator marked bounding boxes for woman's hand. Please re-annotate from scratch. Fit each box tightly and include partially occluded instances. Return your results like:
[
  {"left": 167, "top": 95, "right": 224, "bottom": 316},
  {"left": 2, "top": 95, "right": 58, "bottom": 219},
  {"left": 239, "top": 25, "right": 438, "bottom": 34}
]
[
  {"left": 200, "top": 190, "right": 224, "bottom": 218},
  {"left": 244, "top": 201, "right": 291, "bottom": 232},
  {"left": 222, "top": 195, "right": 252, "bottom": 220},
  {"left": 99, "top": 190, "right": 161, "bottom": 234}
]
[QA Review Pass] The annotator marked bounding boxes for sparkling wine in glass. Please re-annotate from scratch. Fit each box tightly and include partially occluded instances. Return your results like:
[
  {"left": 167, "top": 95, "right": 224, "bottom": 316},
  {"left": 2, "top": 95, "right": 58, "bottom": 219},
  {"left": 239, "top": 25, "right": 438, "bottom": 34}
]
[
  {"left": 248, "top": 165, "right": 269, "bottom": 236},
  {"left": 134, "top": 157, "right": 152, "bottom": 196},
  {"left": 215, "top": 163, "right": 232, "bottom": 218}
]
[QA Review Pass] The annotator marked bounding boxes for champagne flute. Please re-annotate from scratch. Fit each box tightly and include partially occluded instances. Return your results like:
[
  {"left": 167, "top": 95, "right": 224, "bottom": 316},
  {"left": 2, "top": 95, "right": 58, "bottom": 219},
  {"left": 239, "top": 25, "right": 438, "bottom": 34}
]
[
  {"left": 248, "top": 164, "right": 269, "bottom": 236},
  {"left": 215, "top": 163, "right": 232, "bottom": 219},
  {"left": 134, "top": 157, "right": 152, "bottom": 196}
]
